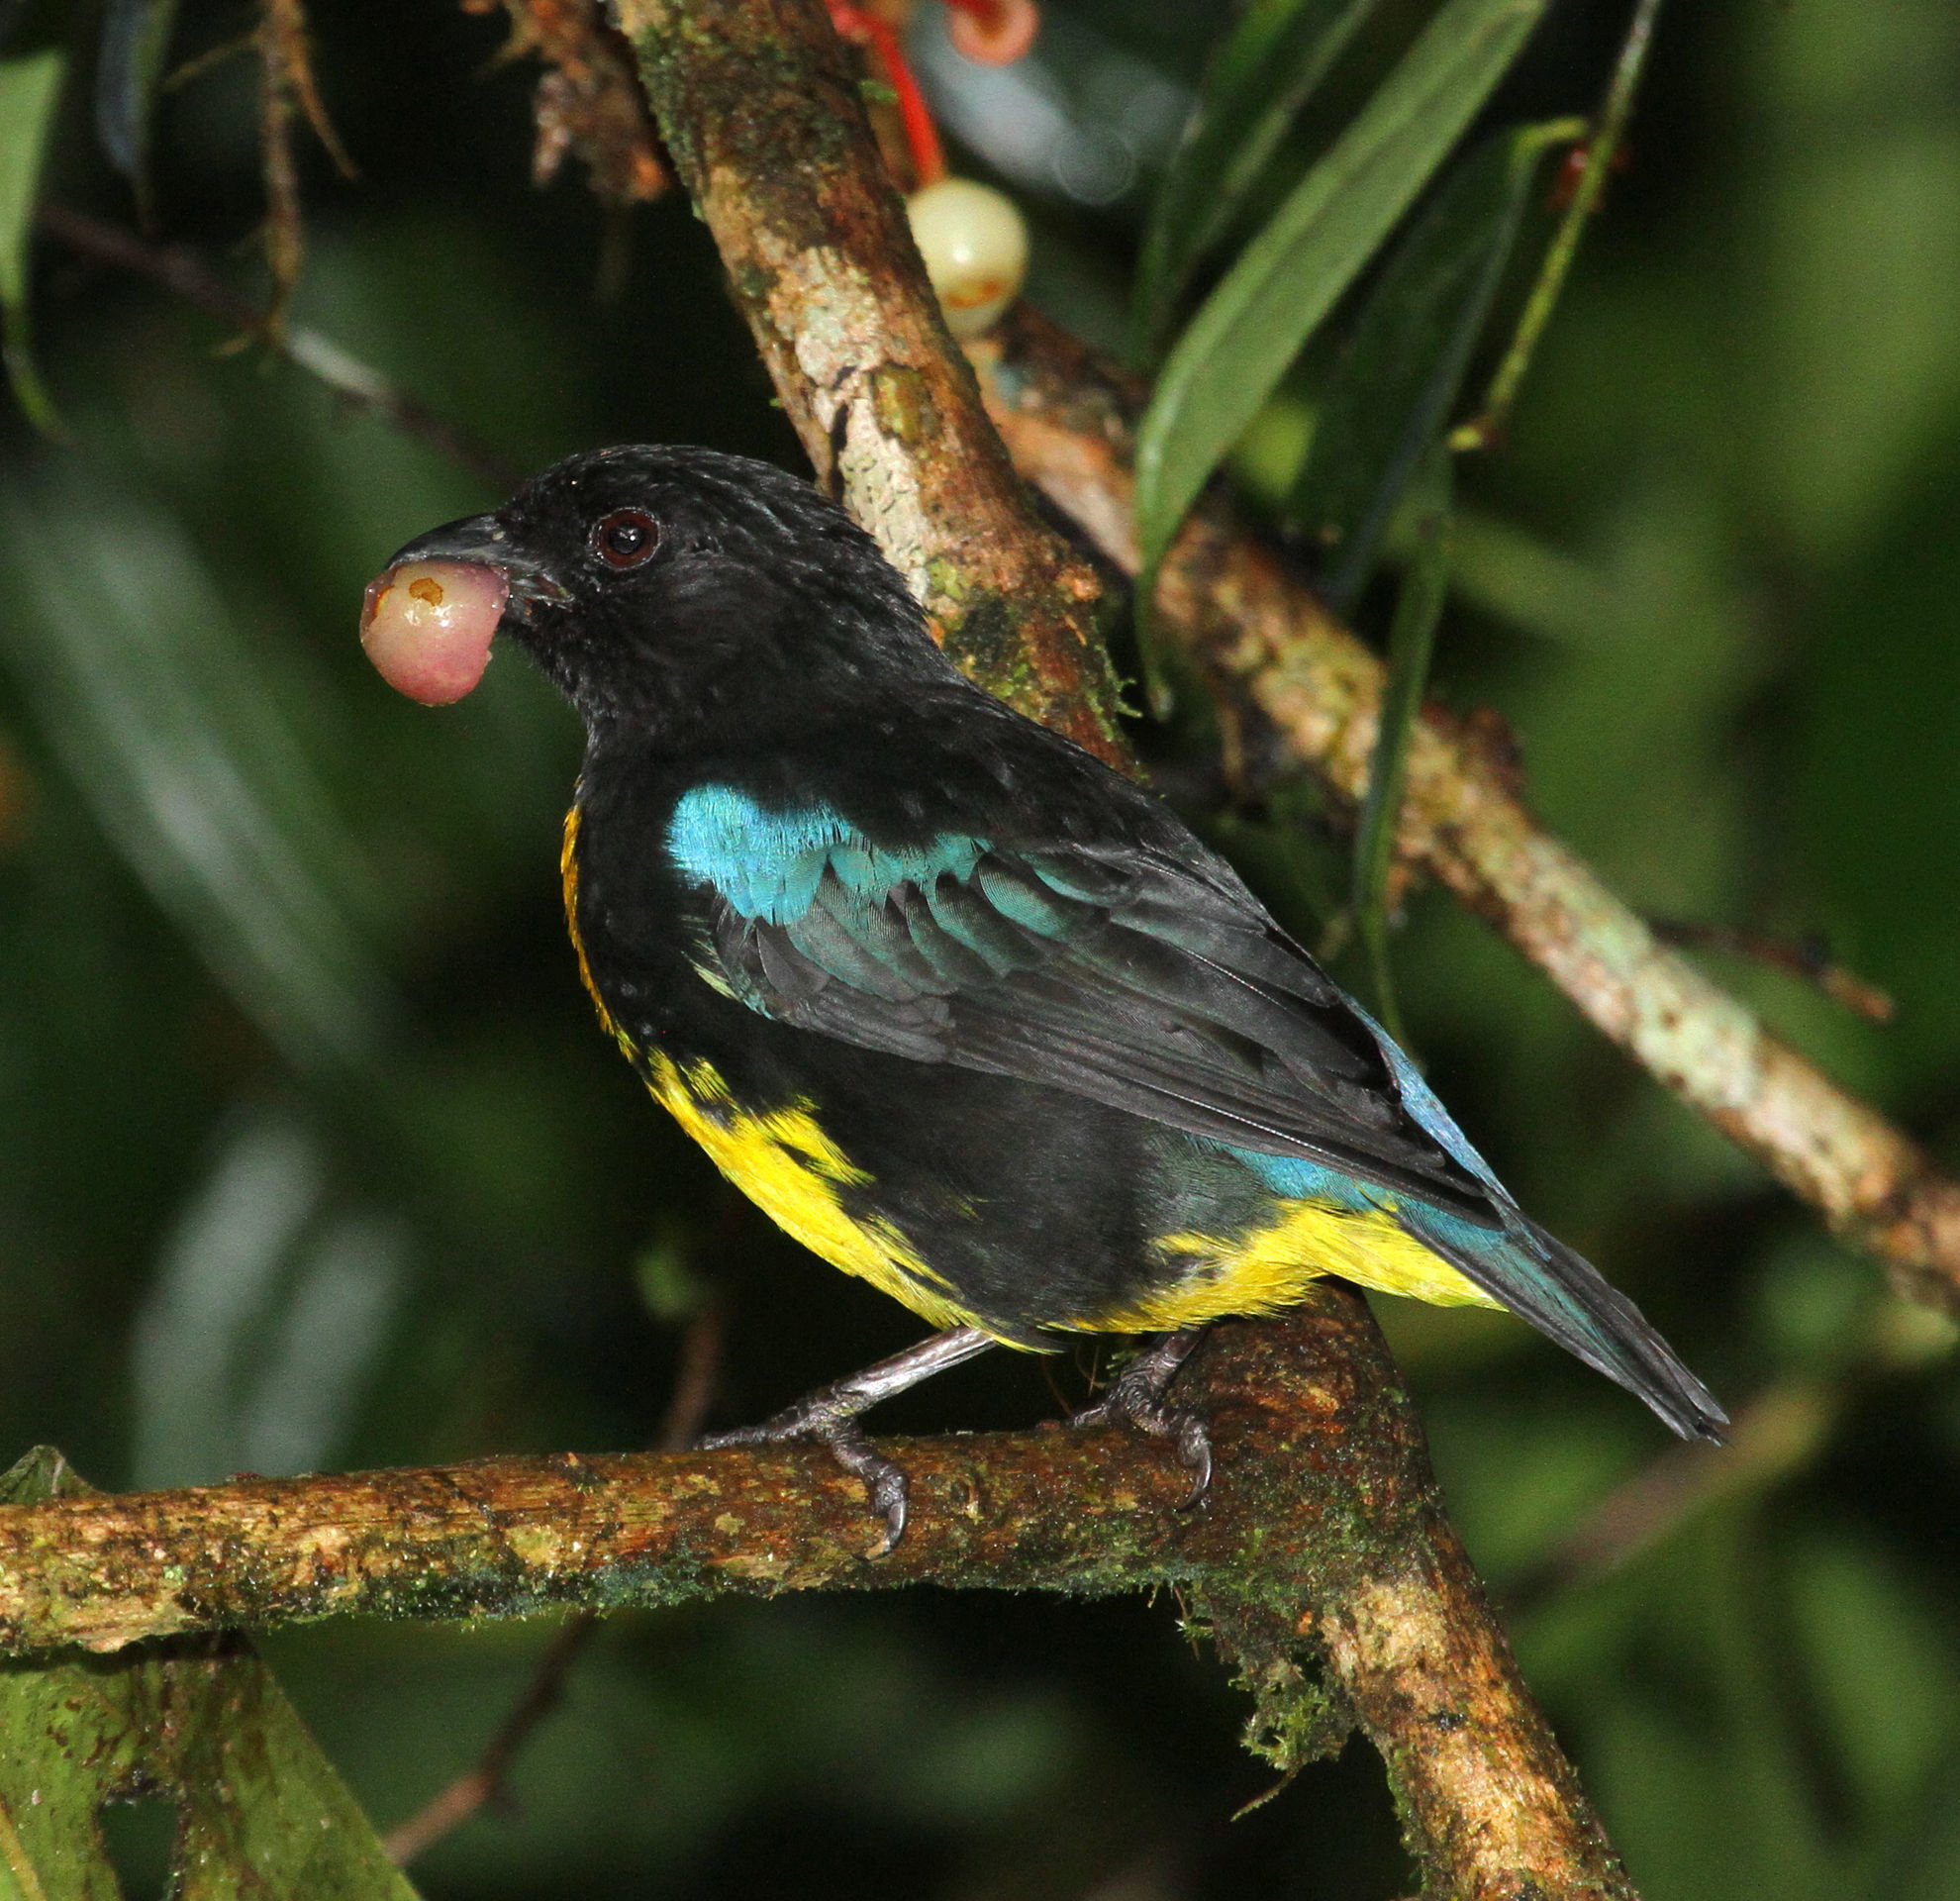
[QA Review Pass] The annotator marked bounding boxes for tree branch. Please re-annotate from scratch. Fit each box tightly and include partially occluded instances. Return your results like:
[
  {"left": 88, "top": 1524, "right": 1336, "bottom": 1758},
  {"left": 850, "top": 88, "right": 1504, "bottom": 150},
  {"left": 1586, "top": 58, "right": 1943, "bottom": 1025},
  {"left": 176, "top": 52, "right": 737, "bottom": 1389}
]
[
  {"left": 0, "top": 1304, "right": 1631, "bottom": 1900},
  {"left": 36, "top": 202, "right": 520, "bottom": 489},
  {"left": 968, "top": 307, "right": 1960, "bottom": 1311}
]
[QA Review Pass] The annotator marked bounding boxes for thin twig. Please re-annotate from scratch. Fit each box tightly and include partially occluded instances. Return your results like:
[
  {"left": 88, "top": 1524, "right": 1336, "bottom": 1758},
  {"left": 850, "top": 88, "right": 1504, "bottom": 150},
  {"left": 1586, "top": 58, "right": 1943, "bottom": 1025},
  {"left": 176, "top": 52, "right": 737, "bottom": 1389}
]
[
  {"left": 1650, "top": 919, "right": 1896, "bottom": 1024},
  {"left": 264, "top": 0, "right": 357, "bottom": 177},
  {"left": 162, "top": 31, "right": 260, "bottom": 95},
  {"left": 36, "top": 204, "right": 519, "bottom": 487},
  {"left": 1352, "top": 450, "right": 1451, "bottom": 1048},
  {"left": 465, "top": 0, "right": 669, "bottom": 205},
  {"left": 1506, "top": 1383, "right": 1828, "bottom": 1613},
  {"left": 653, "top": 1300, "right": 728, "bottom": 1452},
  {"left": 1506, "top": 1295, "right": 1955, "bottom": 1606},
  {"left": 254, "top": 0, "right": 356, "bottom": 336},
  {"left": 380, "top": 1614, "right": 593, "bottom": 1866},
  {"left": 383, "top": 1302, "right": 726, "bottom": 1867},
  {"left": 1451, "top": 0, "right": 1664, "bottom": 450}
]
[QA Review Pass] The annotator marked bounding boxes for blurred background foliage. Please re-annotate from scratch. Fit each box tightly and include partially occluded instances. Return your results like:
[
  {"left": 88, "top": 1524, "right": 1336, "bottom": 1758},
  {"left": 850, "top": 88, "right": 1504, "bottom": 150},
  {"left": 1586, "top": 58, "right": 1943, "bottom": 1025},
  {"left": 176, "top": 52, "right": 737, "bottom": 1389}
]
[{"left": 1, "top": 0, "right": 1959, "bottom": 1895}]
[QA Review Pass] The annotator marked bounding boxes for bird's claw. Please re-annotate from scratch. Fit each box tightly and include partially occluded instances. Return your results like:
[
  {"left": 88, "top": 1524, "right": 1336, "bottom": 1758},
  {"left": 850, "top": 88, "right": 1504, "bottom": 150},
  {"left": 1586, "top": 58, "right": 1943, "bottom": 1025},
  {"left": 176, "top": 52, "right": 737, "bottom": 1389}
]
[
  {"left": 696, "top": 1329, "right": 996, "bottom": 1557},
  {"left": 1068, "top": 1329, "right": 1213, "bottom": 1507},
  {"left": 822, "top": 1426, "right": 910, "bottom": 1556},
  {"left": 700, "top": 1409, "right": 910, "bottom": 1555}
]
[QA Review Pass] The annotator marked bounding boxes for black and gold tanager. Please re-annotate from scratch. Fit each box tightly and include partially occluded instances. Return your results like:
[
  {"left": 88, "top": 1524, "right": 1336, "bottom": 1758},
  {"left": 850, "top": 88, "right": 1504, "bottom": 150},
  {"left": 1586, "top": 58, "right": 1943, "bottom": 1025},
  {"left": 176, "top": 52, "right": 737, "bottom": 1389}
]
[{"left": 363, "top": 446, "right": 1726, "bottom": 1546}]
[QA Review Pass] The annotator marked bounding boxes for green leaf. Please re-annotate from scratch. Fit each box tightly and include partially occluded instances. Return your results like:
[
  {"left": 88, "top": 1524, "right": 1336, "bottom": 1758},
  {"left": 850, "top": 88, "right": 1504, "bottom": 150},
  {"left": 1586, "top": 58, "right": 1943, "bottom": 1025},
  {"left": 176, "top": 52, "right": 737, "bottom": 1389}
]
[
  {"left": 0, "top": 1449, "right": 422, "bottom": 1901},
  {"left": 0, "top": 475, "right": 396, "bottom": 1079},
  {"left": 1351, "top": 447, "right": 1451, "bottom": 1046},
  {"left": 95, "top": 0, "right": 182, "bottom": 199},
  {"left": 1131, "top": 0, "right": 1547, "bottom": 702},
  {"left": 1289, "top": 118, "right": 1577, "bottom": 611},
  {"left": 0, "top": 1446, "right": 89, "bottom": 1508},
  {"left": 1132, "top": 0, "right": 1382, "bottom": 358},
  {"left": 0, "top": 48, "right": 65, "bottom": 436}
]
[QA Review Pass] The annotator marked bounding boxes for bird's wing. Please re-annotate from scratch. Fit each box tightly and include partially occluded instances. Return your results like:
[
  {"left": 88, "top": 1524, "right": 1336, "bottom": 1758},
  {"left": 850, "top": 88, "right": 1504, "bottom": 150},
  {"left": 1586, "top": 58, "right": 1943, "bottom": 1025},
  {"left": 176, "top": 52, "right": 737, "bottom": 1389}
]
[
  {"left": 680, "top": 817, "right": 1506, "bottom": 1228},
  {"left": 671, "top": 800, "right": 1730, "bottom": 1443}
]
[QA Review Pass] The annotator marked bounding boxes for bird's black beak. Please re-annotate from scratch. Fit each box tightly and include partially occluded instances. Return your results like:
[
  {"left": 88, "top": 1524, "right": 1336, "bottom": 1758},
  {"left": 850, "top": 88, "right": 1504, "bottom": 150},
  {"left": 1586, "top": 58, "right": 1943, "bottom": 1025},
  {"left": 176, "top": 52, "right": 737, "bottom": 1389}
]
[{"left": 384, "top": 512, "right": 569, "bottom": 623}]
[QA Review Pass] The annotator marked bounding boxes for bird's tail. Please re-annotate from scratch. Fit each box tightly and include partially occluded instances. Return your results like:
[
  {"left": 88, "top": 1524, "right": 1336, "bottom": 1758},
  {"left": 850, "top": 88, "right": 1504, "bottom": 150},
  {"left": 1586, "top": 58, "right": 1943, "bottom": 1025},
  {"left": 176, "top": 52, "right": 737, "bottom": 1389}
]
[{"left": 1399, "top": 1204, "right": 1728, "bottom": 1443}]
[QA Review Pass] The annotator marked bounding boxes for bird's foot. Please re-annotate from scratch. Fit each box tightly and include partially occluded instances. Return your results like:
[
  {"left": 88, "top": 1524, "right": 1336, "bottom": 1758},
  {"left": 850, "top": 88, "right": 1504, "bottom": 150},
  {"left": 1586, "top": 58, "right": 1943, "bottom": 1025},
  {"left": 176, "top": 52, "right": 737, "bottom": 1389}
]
[
  {"left": 1068, "top": 1327, "right": 1213, "bottom": 1505},
  {"left": 697, "top": 1326, "right": 997, "bottom": 1555},
  {"left": 702, "top": 1403, "right": 912, "bottom": 1554}
]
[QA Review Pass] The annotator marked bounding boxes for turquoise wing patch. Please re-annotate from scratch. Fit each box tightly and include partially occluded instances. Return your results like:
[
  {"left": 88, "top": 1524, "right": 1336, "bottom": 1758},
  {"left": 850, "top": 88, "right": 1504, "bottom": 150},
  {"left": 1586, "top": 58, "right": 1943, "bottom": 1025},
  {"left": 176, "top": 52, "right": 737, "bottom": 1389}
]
[{"left": 666, "top": 784, "right": 989, "bottom": 926}]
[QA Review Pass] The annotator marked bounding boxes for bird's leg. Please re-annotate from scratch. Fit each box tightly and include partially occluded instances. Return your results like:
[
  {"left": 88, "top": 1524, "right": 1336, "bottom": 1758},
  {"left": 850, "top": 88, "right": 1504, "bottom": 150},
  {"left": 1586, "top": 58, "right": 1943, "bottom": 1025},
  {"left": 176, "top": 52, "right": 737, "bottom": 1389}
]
[
  {"left": 699, "top": 1325, "right": 997, "bottom": 1553},
  {"left": 1068, "top": 1327, "right": 1213, "bottom": 1505}
]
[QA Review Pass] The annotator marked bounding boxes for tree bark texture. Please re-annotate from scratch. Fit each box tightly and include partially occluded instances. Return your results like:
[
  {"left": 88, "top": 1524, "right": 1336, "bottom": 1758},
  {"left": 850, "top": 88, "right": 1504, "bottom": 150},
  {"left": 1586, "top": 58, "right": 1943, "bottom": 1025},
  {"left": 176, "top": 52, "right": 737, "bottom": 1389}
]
[{"left": 612, "top": 0, "right": 1127, "bottom": 765}]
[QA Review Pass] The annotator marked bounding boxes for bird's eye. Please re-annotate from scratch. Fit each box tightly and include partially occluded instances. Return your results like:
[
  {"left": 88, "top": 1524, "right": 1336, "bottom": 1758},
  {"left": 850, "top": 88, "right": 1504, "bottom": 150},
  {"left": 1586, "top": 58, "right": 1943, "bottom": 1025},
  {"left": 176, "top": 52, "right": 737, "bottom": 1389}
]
[{"left": 592, "top": 509, "right": 660, "bottom": 570}]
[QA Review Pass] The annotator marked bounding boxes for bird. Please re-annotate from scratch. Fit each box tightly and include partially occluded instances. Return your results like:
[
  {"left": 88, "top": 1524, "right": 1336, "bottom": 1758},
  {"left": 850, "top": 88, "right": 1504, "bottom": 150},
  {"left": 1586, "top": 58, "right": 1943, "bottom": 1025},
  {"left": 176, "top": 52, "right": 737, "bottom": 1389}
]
[{"left": 364, "top": 443, "right": 1726, "bottom": 1547}]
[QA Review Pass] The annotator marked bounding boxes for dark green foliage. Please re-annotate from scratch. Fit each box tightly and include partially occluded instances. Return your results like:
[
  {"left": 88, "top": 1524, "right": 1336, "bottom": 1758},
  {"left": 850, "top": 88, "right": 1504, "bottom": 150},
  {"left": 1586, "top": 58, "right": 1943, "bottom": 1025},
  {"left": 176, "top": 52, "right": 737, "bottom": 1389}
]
[
  {"left": 1130, "top": 0, "right": 1548, "bottom": 703},
  {"left": 1350, "top": 446, "right": 1451, "bottom": 1047},
  {"left": 94, "top": 0, "right": 180, "bottom": 198},
  {"left": 0, "top": 43, "right": 63, "bottom": 431},
  {"left": 1287, "top": 122, "right": 1567, "bottom": 610},
  {"left": 1131, "top": 0, "right": 1383, "bottom": 358}
]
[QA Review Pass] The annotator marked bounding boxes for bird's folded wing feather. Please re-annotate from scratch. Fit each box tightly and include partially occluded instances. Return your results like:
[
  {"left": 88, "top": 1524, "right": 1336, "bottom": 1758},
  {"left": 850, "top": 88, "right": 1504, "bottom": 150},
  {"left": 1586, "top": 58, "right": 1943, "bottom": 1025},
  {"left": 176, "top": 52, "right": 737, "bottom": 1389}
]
[{"left": 695, "top": 836, "right": 1507, "bottom": 1229}]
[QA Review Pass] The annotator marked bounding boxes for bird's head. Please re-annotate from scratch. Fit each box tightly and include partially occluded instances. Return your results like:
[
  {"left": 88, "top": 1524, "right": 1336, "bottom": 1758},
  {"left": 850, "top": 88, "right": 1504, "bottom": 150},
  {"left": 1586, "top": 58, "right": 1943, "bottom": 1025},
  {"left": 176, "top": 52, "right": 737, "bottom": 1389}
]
[{"left": 362, "top": 445, "right": 942, "bottom": 737}]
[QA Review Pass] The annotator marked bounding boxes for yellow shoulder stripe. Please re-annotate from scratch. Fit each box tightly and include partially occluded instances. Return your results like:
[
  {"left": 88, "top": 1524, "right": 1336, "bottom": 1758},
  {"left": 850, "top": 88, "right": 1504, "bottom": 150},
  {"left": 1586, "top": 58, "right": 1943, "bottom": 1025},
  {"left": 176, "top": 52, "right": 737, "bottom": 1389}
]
[
  {"left": 648, "top": 1053, "right": 986, "bottom": 1337},
  {"left": 561, "top": 803, "right": 637, "bottom": 1060}
]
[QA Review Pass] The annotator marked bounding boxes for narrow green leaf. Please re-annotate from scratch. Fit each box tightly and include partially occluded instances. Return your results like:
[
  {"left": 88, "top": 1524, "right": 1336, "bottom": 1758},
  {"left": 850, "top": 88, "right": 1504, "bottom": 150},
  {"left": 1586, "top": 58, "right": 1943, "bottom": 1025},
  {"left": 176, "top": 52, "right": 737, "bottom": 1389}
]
[
  {"left": 1352, "top": 448, "right": 1451, "bottom": 1046},
  {"left": 0, "top": 1453, "right": 421, "bottom": 1901},
  {"left": 0, "top": 49, "right": 65, "bottom": 435},
  {"left": 0, "top": 50, "right": 62, "bottom": 308},
  {"left": 1132, "top": 0, "right": 1546, "bottom": 704},
  {"left": 1290, "top": 119, "right": 1577, "bottom": 611},
  {"left": 96, "top": 0, "right": 182, "bottom": 198},
  {"left": 1133, "top": 0, "right": 1381, "bottom": 358},
  {"left": 0, "top": 476, "right": 396, "bottom": 1077}
]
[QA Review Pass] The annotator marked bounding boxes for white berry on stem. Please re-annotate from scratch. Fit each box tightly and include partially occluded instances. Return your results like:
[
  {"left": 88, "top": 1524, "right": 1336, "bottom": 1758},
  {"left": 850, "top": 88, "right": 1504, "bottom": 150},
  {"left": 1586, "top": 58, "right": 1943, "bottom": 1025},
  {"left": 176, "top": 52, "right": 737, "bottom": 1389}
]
[{"left": 906, "top": 176, "right": 1029, "bottom": 338}]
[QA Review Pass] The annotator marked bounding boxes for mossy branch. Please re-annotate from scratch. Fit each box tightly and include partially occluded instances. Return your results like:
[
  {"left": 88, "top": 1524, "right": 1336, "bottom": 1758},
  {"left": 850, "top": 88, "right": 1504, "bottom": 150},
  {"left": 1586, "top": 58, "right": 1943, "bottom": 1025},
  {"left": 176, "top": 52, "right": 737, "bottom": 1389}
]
[{"left": 0, "top": 1302, "right": 1631, "bottom": 1900}]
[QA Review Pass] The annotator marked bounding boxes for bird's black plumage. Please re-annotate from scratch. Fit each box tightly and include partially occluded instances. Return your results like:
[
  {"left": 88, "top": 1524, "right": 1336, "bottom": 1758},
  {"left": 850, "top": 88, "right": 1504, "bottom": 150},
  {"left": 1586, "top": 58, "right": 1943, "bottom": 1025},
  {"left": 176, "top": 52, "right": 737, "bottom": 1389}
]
[{"left": 382, "top": 444, "right": 1726, "bottom": 1457}]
